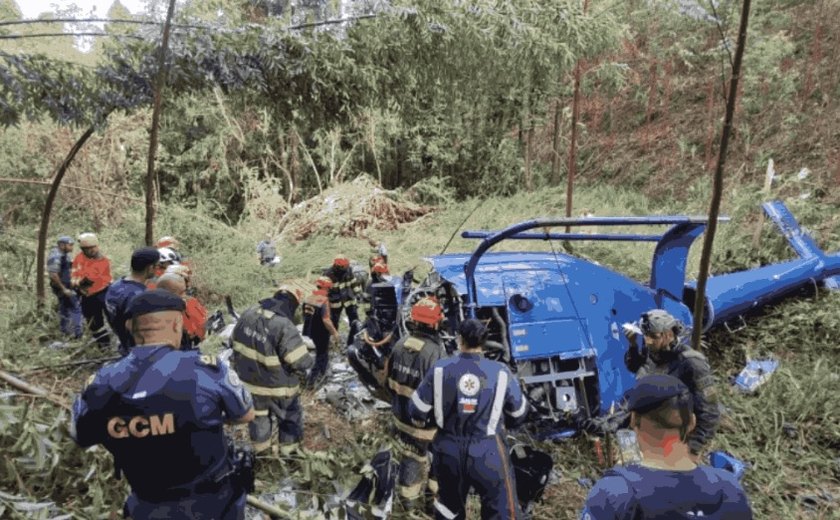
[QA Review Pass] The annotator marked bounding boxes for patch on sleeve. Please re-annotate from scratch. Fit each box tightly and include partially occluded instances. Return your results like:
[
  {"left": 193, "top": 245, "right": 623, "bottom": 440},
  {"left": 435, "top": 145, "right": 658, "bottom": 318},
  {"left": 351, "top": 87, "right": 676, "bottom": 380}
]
[
  {"left": 228, "top": 368, "right": 242, "bottom": 387},
  {"left": 199, "top": 354, "right": 219, "bottom": 368}
]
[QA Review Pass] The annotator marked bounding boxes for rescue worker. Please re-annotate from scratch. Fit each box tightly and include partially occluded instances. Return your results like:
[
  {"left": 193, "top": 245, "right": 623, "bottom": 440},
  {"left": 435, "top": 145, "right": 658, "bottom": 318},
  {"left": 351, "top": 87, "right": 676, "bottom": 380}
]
[
  {"left": 148, "top": 247, "right": 179, "bottom": 288},
  {"left": 71, "top": 232, "right": 112, "bottom": 347},
  {"left": 323, "top": 255, "right": 363, "bottom": 344},
  {"left": 303, "top": 276, "right": 340, "bottom": 388},
  {"left": 165, "top": 264, "right": 208, "bottom": 347},
  {"left": 386, "top": 296, "right": 446, "bottom": 511},
  {"left": 156, "top": 236, "right": 183, "bottom": 262},
  {"left": 104, "top": 247, "right": 158, "bottom": 355},
  {"left": 157, "top": 273, "right": 198, "bottom": 350},
  {"left": 70, "top": 290, "right": 256, "bottom": 519},
  {"left": 47, "top": 235, "right": 82, "bottom": 338},
  {"left": 580, "top": 374, "right": 752, "bottom": 519},
  {"left": 409, "top": 318, "right": 528, "bottom": 520},
  {"left": 624, "top": 309, "right": 720, "bottom": 460},
  {"left": 230, "top": 286, "right": 314, "bottom": 454},
  {"left": 257, "top": 235, "right": 278, "bottom": 266},
  {"left": 363, "top": 262, "right": 391, "bottom": 313}
]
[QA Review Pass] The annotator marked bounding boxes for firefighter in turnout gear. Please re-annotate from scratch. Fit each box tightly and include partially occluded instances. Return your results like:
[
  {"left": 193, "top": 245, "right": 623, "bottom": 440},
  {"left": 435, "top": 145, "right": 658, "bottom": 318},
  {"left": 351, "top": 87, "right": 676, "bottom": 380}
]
[
  {"left": 70, "top": 290, "right": 256, "bottom": 519},
  {"left": 386, "top": 296, "right": 446, "bottom": 511},
  {"left": 624, "top": 309, "right": 721, "bottom": 460},
  {"left": 409, "top": 319, "right": 528, "bottom": 520},
  {"left": 303, "top": 276, "right": 340, "bottom": 387},
  {"left": 230, "top": 286, "right": 314, "bottom": 454},
  {"left": 324, "top": 255, "right": 363, "bottom": 344}
]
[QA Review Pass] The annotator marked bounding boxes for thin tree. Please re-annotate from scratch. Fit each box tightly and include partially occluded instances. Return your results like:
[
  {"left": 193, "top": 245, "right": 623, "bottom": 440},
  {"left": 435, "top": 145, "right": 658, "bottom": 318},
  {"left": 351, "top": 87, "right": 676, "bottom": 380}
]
[
  {"left": 565, "top": 0, "right": 590, "bottom": 233},
  {"left": 145, "top": 0, "right": 178, "bottom": 246},
  {"left": 691, "top": 0, "right": 752, "bottom": 350},
  {"left": 35, "top": 125, "right": 99, "bottom": 309}
]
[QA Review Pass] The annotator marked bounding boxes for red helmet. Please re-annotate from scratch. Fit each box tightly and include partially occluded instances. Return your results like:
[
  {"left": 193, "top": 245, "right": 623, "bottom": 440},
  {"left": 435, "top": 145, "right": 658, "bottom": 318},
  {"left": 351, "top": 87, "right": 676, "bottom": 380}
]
[
  {"left": 315, "top": 276, "right": 333, "bottom": 290},
  {"left": 372, "top": 262, "right": 389, "bottom": 275},
  {"left": 411, "top": 296, "right": 443, "bottom": 326},
  {"left": 333, "top": 255, "right": 350, "bottom": 268}
]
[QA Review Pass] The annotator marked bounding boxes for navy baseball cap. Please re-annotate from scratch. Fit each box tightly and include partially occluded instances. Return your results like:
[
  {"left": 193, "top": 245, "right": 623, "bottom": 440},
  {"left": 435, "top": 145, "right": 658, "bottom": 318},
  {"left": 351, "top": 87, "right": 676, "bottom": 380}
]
[
  {"left": 626, "top": 374, "right": 692, "bottom": 414},
  {"left": 459, "top": 318, "right": 488, "bottom": 347},
  {"left": 131, "top": 247, "right": 161, "bottom": 271},
  {"left": 57, "top": 235, "right": 74, "bottom": 244},
  {"left": 126, "top": 289, "right": 185, "bottom": 319}
]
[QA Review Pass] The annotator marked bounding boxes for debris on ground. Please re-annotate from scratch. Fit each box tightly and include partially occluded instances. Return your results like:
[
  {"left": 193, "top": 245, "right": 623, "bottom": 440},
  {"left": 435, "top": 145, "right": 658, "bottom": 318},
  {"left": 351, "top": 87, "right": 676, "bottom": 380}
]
[
  {"left": 733, "top": 358, "right": 779, "bottom": 393},
  {"left": 276, "top": 175, "right": 434, "bottom": 241},
  {"left": 315, "top": 360, "right": 390, "bottom": 422},
  {"left": 708, "top": 451, "right": 748, "bottom": 481}
]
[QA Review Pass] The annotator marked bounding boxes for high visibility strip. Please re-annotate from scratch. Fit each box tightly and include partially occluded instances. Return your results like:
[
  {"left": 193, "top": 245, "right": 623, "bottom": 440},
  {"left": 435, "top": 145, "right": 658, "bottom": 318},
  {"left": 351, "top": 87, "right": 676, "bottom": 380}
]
[
  {"left": 388, "top": 378, "right": 416, "bottom": 398},
  {"left": 496, "top": 434, "right": 517, "bottom": 519},
  {"left": 242, "top": 381, "right": 299, "bottom": 398},
  {"left": 330, "top": 302, "right": 343, "bottom": 309},
  {"left": 434, "top": 500, "right": 458, "bottom": 520},
  {"left": 509, "top": 396, "right": 529, "bottom": 418},
  {"left": 252, "top": 438, "right": 272, "bottom": 453},
  {"left": 411, "top": 390, "right": 432, "bottom": 414},
  {"left": 433, "top": 367, "right": 444, "bottom": 429},
  {"left": 258, "top": 308, "right": 276, "bottom": 319},
  {"left": 487, "top": 370, "right": 508, "bottom": 435},
  {"left": 398, "top": 481, "right": 423, "bottom": 500},
  {"left": 253, "top": 409, "right": 270, "bottom": 416},
  {"left": 232, "top": 341, "right": 282, "bottom": 367},
  {"left": 393, "top": 418, "right": 436, "bottom": 441},
  {"left": 283, "top": 344, "right": 309, "bottom": 365}
]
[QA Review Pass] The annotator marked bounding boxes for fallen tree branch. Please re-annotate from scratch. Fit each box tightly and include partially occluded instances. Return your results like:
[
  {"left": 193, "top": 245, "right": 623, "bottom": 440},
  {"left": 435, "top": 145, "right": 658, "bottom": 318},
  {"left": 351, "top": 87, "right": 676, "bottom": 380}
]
[
  {"left": 23, "top": 356, "right": 121, "bottom": 374},
  {"left": 0, "top": 177, "right": 144, "bottom": 202},
  {"left": 0, "top": 369, "right": 71, "bottom": 411},
  {"left": 246, "top": 494, "right": 293, "bottom": 518}
]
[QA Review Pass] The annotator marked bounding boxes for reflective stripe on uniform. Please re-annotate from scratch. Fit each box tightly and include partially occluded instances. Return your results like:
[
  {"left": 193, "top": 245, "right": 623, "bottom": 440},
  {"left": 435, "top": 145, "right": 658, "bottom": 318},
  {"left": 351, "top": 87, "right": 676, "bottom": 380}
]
[
  {"left": 487, "top": 370, "right": 508, "bottom": 435},
  {"left": 433, "top": 366, "right": 444, "bottom": 429},
  {"left": 393, "top": 417, "right": 436, "bottom": 441},
  {"left": 388, "top": 378, "right": 416, "bottom": 398},
  {"left": 258, "top": 308, "right": 276, "bottom": 319},
  {"left": 232, "top": 341, "right": 282, "bottom": 367},
  {"left": 253, "top": 408, "right": 270, "bottom": 416},
  {"left": 509, "top": 396, "right": 528, "bottom": 418},
  {"left": 284, "top": 344, "right": 309, "bottom": 365},
  {"left": 330, "top": 302, "right": 343, "bottom": 309},
  {"left": 252, "top": 438, "right": 272, "bottom": 453},
  {"left": 411, "top": 390, "right": 432, "bottom": 414},
  {"left": 398, "top": 481, "right": 423, "bottom": 500},
  {"left": 243, "top": 381, "right": 299, "bottom": 398},
  {"left": 434, "top": 500, "right": 458, "bottom": 520}
]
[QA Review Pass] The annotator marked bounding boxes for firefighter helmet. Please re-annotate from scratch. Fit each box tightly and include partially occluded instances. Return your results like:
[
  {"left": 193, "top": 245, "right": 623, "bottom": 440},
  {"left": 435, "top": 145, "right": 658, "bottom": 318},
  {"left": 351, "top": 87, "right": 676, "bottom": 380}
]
[
  {"left": 78, "top": 233, "right": 99, "bottom": 248},
  {"left": 333, "top": 255, "right": 350, "bottom": 268},
  {"left": 315, "top": 276, "right": 333, "bottom": 290},
  {"left": 411, "top": 296, "right": 443, "bottom": 326}
]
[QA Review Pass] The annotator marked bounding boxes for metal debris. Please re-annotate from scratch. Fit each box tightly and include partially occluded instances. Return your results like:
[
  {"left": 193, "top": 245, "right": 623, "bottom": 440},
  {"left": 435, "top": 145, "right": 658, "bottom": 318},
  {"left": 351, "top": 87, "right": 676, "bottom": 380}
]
[
  {"left": 734, "top": 358, "right": 779, "bottom": 393},
  {"left": 315, "top": 360, "right": 390, "bottom": 422}
]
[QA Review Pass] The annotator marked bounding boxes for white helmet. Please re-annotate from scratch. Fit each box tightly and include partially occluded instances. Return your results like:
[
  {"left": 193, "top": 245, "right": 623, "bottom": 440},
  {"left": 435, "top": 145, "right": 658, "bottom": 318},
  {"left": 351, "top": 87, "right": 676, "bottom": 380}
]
[{"left": 158, "top": 247, "right": 179, "bottom": 265}]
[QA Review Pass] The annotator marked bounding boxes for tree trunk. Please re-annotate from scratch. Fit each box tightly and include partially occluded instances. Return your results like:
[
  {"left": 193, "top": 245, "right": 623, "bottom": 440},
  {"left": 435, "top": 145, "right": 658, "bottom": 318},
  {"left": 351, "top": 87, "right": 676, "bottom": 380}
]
[
  {"left": 144, "top": 0, "right": 178, "bottom": 246},
  {"left": 524, "top": 125, "right": 534, "bottom": 191},
  {"left": 36, "top": 125, "right": 98, "bottom": 309},
  {"left": 289, "top": 128, "right": 300, "bottom": 202},
  {"left": 551, "top": 100, "right": 562, "bottom": 186},
  {"left": 691, "top": 0, "right": 752, "bottom": 350},
  {"left": 565, "top": 0, "right": 589, "bottom": 232}
]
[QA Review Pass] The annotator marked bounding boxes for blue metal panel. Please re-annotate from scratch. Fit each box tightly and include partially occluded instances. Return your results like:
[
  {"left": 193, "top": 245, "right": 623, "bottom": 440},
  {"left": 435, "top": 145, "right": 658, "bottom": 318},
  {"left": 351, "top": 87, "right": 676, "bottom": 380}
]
[{"left": 462, "top": 231, "right": 662, "bottom": 242}]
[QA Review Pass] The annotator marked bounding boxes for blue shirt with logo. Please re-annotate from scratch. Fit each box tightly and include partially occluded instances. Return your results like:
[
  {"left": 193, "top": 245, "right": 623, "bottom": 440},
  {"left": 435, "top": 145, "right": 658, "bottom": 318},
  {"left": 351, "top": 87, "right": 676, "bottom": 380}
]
[
  {"left": 581, "top": 463, "right": 752, "bottom": 519},
  {"left": 72, "top": 346, "right": 253, "bottom": 516},
  {"left": 104, "top": 278, "right": 147, "bottom": 349}
]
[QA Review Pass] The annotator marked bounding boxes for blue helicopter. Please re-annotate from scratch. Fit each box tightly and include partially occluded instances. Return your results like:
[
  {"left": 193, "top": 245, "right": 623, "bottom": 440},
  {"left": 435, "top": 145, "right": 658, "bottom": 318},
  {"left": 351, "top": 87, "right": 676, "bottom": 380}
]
[{"left": 349, "top": 200, "right": 840, "bottom": 433}]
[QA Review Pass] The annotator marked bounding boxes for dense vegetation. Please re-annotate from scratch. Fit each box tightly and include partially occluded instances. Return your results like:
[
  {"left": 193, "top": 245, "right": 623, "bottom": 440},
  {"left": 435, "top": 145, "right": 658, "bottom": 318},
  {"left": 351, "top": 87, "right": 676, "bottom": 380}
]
[{"left": 1, "top": 0, "right": 839, "bottom": 518}]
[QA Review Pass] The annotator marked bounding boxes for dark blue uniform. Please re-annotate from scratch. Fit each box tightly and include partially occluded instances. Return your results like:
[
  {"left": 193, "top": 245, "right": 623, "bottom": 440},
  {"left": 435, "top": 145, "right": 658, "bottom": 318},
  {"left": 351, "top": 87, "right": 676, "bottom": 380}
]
[
  {"left": 47, "top": 246, "right": 82, "bottom": 337},
  {"left": 105, "top": 278, "right": 147, "bottom": 354},
  {"left": 71, "top": 346, "right": 253, "bottom": 518},
  {"left": 580, "top": 464, "right": 752, "bottom": 519},
  {"left": 409, "top": 352, "right": 528, "bottom": 520}
]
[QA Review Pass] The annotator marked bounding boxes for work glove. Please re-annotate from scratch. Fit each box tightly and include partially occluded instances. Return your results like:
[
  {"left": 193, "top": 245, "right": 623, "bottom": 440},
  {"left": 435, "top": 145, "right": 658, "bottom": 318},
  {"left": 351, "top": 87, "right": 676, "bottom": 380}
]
[{"left": 623, "top": 323, "right": 647, "bottom": 373}]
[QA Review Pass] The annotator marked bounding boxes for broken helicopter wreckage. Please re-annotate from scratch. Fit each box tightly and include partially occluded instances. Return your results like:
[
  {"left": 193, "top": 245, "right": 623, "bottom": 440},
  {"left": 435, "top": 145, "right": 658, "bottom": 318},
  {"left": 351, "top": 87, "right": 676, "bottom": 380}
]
[{"left": 349, "top": 200, "right": 840, "bottom": 436}]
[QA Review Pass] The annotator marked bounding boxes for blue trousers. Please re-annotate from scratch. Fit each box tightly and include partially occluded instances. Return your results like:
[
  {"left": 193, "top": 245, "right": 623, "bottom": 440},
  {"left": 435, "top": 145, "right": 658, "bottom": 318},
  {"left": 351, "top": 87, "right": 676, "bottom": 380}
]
[
  {"left": 57, "top": 294, "right": 82, "bottom": 338},
  {"left": 124, "top": 485, "right": 245, "bottom": 519},
  {"left": 431, "top": 434, "right": 522, "bottom": 520}
]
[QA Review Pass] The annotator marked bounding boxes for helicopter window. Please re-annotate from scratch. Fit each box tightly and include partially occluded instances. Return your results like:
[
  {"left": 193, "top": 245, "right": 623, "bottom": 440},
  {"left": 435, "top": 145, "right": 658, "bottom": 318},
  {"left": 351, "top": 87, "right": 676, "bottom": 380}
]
[{"left": 510, "top": 294, "right": 533, "bottom": 313}]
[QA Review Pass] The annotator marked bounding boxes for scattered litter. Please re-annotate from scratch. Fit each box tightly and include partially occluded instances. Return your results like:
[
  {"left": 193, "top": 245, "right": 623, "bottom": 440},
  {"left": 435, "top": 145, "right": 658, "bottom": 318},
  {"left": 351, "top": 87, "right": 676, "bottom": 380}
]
[
  {"left": 708, "top": 451, "right": 748, "bottom": 481},
  {"left": 782, "top": 423, "right": 797, "bottom": 439},
  {"left": 47, "top": 341, "right": 70, "bottom": 350},
  {"left": 535, "top": 428, "right": 577, "bottom": 442},
  {"left": 797, "top": 167, "right": 810, "bottom": 181},
  {"left": 734, "top": 358, "right": 779, "bottom": 393},
  {"left": 577, "top": 477, "right": 593, "bottom": 489},
  {"left": 548, "top": 469, "right": 563, "bottom": 485},
  {"left": 315, "top": 360, "right": 389, "bottom": 422}
]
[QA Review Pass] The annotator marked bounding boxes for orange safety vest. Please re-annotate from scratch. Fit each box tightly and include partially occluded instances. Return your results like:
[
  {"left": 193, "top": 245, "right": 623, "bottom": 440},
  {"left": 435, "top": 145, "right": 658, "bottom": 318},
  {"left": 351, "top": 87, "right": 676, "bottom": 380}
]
[
  {"left": 183, "top": 296, "right": 207, "bottom": 341},
  {"left": 70, "top": 254, "right": 112, "bottom": 296}
]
